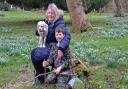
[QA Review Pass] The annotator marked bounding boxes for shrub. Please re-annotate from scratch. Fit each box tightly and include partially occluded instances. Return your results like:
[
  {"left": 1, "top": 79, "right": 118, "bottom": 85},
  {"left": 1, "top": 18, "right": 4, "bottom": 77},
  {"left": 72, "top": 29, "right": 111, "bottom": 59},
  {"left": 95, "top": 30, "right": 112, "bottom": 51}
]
[
  {"left": 100, "top": 28, "right": 128, "bottom": 39},
  {"left": 0, "top": 36, "right": 36, "bottom": 57},
  {"left": 0, "top": 26, "right": 12, "bottom": 33},
  {"left": 72, "top": 42, "right": 128, "bottom": 67},
  {"left": 85, "top": 0, "right": 110, "bottom": 13},
  {"left": 0, "top": 11, "right": 5, "bottom": 16},
  {"left": 0, "top": 53, "right": 9, "bottom": 65},
  {"left": 0, "top": 2, "right": 10, "bottom": 11}
]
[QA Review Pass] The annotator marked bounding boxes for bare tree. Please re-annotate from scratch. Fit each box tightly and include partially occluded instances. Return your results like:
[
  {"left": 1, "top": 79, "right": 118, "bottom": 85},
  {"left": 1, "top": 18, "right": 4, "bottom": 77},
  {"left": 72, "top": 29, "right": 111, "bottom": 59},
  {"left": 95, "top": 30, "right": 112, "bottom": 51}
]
[
  {"left": 113, "top": 0, "right": 124, "bottom": 17},
  {"left": 66, "top": 0, "right": 92, "bottom": 33},
  {"left": 124, "top": 0, "right": 128, "bottom": 12}
]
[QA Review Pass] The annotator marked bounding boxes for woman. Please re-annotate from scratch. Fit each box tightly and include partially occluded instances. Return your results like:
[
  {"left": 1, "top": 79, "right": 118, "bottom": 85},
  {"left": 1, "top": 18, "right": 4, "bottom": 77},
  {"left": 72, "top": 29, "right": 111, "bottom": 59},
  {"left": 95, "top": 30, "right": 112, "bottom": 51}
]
[{"left": 31, "top": 3, "right": 71, "bottom": 84}]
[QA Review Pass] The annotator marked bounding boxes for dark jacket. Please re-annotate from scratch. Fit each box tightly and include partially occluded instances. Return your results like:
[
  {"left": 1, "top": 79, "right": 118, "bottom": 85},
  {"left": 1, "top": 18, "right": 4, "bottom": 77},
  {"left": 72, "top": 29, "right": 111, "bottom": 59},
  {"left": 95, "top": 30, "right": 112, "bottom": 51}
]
[{"left": 36, "top": 17, "right": 71, "bottom": 52}]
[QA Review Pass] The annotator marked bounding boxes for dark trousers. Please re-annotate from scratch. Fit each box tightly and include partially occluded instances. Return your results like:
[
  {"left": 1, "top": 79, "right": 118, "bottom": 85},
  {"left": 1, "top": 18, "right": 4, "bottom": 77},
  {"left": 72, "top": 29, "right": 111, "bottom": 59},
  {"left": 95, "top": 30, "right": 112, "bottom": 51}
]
[{"left": 31, "top": 47, "right": 50, "bottom": 82}]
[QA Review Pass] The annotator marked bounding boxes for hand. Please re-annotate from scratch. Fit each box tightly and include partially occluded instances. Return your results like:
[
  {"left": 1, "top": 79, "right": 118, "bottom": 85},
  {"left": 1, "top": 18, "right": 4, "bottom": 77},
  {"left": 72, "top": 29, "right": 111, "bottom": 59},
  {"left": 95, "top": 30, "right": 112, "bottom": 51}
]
[
  {"left": 42, "top": 61, "right": 49, "bottom": 67},
  {"left": 57, "top": 50, "right": 63, "bottom": 60},
  {"left": 54, "top": 66, "right": 62, "bottom": 75}
]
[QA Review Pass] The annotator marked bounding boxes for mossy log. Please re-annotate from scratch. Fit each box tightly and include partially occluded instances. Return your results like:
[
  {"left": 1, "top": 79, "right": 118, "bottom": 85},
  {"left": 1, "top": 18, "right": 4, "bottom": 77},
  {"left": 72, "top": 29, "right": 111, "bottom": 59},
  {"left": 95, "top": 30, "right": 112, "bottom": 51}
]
[{"left": 70, "top": 53, "right": 90, "bottom": 77}]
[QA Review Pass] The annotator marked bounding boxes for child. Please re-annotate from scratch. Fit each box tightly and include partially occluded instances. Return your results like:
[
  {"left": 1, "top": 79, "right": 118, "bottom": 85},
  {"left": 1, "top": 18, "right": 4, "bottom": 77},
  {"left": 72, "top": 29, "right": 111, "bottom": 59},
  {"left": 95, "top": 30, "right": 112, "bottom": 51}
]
[{"left": 43, "top": 26, "right": 73, "bottom": 89}]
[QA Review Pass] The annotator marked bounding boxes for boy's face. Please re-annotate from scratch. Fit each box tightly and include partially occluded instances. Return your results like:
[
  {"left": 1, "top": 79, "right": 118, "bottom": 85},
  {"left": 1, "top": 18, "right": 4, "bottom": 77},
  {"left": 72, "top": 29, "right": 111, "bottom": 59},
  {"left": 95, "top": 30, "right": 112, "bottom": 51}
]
[{"left": 55, "top": 32, "right": 65, "bottom": 42}]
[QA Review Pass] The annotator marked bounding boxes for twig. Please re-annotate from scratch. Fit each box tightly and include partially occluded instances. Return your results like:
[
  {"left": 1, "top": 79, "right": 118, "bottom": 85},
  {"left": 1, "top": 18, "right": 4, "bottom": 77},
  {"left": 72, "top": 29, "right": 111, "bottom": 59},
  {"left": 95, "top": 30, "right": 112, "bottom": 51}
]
[
  {"left": 34, "top": 71, "right": 53, "bottom": 79},
  {"left": 35, "top": 71, "right": 77, "bottom": 79},
  {"left": 44, "top": 63, "right": 48, "bottom": 89}
]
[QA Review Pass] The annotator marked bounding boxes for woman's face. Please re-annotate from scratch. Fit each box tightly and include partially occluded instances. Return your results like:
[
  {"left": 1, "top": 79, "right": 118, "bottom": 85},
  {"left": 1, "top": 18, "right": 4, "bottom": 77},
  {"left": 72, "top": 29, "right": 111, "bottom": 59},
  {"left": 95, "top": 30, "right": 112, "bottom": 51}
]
[{"left": 47, "top": 9, "right": 56, "bottom": 22}]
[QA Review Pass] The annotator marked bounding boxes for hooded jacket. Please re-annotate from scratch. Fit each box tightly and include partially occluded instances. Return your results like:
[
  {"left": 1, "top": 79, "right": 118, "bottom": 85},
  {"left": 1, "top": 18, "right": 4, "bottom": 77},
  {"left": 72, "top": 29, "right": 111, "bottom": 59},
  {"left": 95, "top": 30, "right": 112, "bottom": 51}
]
[{"left": 36, "top": 17, "right": 71, "bottom": 52}]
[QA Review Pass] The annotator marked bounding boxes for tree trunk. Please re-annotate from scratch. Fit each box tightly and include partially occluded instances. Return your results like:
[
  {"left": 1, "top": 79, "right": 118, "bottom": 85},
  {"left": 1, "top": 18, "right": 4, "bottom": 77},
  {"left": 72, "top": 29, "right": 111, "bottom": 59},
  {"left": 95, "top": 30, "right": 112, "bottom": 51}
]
[
  {"left": 66, "top": 0, "right": 92, "bottom": 33},
  {"left": 124, "top": 0, "right": 128, "bottom": 12},
  {"left": 113, "top": 0, "right": 124, "bottom": 17}
]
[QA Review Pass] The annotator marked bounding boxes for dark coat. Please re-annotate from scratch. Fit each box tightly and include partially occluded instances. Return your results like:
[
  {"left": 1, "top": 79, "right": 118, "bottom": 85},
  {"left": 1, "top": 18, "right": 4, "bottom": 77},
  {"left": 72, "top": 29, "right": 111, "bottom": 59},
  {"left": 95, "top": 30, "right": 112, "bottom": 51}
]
[{"left": 36, "top": 17, "right": 71, "bottom": 52}]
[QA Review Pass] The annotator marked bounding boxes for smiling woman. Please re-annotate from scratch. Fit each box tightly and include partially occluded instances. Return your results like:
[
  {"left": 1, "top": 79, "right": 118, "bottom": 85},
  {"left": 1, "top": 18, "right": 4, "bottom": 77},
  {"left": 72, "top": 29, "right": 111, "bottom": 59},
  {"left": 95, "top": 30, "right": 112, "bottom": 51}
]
[{"left": 31, "top": 3, "right": 71, "bottom": 86}]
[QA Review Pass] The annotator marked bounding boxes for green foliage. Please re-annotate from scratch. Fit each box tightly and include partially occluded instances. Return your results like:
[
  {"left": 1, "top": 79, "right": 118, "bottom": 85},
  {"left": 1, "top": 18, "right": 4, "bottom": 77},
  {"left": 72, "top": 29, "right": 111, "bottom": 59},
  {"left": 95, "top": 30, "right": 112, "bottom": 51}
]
[
  {"left": 21, "top": 0, "right": 42, "bottom": 8},
  {"left": 7, "top": 0, "right": 42, "bottom": 10},
  {"left": 0, "top": 2, "right": 10, "bottom": 11},
  {"left": 72, "top": 41, "right": 128, "bottom": 67},
  {"left": 6, "top": 0, "right": 67, "bottom": 10},
  {"left": 0, "top": 53, "right": 9, "bottom": 65},
  {"left": 99, "top": 16, "right": 128, "bottom": 39},
  {"left": 0, "top": 11, "right": 43, "bottom": 24},
  {"left": 71, "top": 14, "right": 128, "bottom": 68},
  {"left": 0, "top": 36, "right": 36, "bottom": 57},
  {"left": 100, "top": 28, "right": 128, "bottom": 39},
  {"left": 0, "top": 26, "right": 12, "bottom": 33},
  {"left": 0, "top": 11, "right": 128, "bottom": 89},
  {"left": 0, "top": 0, "right": 4, "bottom": 2},
  {"left": 6, "top": 0, "right": 20, "bottom": 6},
  {"left": 119, "top": 74, "right": 128, "bottom": 88},
  {"left": 42, "top": 0, "right": 67, "bottom": 10},
  {"left": 85, "top": 0, "right": 110, "bottom": 13},
  {"left": 52, "top": 0, "right": 67, "bottom": 10}
]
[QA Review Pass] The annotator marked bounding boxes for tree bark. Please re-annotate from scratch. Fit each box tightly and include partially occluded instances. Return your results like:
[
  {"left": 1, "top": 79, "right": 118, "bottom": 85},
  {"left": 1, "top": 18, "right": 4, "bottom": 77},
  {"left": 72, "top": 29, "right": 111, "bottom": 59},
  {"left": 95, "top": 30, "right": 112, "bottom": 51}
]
[
  {"left": 113, "top": 0, "right": 124, "bottom": 17},
  {"left": 66, "top": 0, "right": 92, "bottom": 33}
]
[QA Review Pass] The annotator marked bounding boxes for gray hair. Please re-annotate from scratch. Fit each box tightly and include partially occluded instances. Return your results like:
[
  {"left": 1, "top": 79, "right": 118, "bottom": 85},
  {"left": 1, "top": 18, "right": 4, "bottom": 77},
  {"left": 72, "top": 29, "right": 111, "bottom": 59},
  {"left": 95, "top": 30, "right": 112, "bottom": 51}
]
[{"left": 46, "top": 3, "right": 64, "bottom": 23}]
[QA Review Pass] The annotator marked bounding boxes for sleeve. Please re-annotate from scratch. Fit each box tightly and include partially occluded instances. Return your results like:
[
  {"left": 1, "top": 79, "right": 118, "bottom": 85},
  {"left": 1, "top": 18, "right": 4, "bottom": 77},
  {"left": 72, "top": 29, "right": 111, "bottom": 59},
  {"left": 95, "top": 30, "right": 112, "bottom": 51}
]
[
  {"left": 47, "top": 46, "right": 54, "bottom": 65},
  {"left": 61, "top": 49, "right": 72, "bottom": 70},
  {"left": 59, "top": 31, "right": 71, "bottom": 52}
]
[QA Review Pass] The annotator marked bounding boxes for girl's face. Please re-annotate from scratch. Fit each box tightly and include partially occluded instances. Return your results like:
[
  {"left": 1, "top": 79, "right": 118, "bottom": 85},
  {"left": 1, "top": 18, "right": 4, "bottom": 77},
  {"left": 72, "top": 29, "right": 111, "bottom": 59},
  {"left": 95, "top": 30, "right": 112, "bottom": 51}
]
[
  {"left": 55, "top": 32, "right": 65, "bottom": 42},
  {"left": 47, "top": 9, "right": 56, "bottom": 22}
]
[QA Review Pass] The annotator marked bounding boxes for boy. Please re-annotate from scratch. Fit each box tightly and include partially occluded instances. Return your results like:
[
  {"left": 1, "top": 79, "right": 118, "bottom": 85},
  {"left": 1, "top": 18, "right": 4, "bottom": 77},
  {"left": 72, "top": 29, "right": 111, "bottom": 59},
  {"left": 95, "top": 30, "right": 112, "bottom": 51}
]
[{"left": 43, "top": 26, "right": 72, "bottom": 89}]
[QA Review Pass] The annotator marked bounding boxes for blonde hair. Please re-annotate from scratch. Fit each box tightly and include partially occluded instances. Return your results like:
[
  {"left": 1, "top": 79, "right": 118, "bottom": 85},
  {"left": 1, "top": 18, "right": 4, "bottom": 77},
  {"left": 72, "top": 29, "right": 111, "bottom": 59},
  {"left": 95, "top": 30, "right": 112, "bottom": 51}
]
[{"left": 46, "top": 3, "right": 64, "bottom": 23}]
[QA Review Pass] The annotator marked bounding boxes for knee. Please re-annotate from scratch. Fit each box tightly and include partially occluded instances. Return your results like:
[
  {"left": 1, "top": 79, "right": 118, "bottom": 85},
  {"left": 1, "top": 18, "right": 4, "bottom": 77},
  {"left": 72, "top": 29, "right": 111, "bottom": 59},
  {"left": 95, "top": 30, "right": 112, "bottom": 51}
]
[
  {"left": 45, "top": 73, "right": 56, "bottom": 84},
  {"left": 31, "top": 47, "right": 50, "bottom": 62},
  {"left": 31, "top": 48, "right": 38, "bottom": 61}
]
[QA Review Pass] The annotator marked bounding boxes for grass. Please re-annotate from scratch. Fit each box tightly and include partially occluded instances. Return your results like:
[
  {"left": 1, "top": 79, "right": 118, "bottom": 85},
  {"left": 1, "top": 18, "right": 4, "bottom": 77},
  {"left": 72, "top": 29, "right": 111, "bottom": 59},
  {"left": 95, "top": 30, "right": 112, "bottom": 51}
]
[
  {"left": 0, "top": 11, "right": 128, "bottom": 89},
  {"left": 0, "top": 11, "right": 43, "bottom": 23}
]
